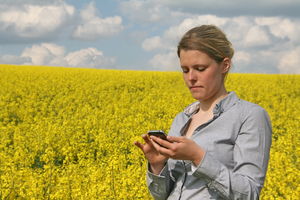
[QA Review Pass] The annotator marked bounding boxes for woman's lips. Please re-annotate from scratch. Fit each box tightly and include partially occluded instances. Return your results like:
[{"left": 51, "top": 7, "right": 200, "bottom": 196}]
[{"left": 189, "top": 86, "right": 203, "bottom": 89}]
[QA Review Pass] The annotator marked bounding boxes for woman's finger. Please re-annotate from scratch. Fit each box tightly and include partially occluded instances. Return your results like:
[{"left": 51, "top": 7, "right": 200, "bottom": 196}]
[
  {"left": 150, "top": 136, "right": 174, "bottom": 149},
  {"left": 167, "top": 136, "right": 185, "bottom": 143},
  {"left": 142, "top": 133, "right": 153, "bottom": 144},
  {"left": 134, "top": 141, "right": 144, "bottom": 151},
  {"left": 150, "top": 140, "right": 176, "bottom": 157},
  {"left": 149, "top": 137, "right": 161, "bottom": 150},
  {"left": 149, "top": 137, "right": 171, "bottom": 154}
]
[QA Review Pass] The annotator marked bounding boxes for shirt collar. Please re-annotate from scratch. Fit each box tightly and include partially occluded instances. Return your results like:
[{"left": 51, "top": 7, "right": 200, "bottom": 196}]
[{"left": 183, "top": 91, "right": 240, "bottom": 117}]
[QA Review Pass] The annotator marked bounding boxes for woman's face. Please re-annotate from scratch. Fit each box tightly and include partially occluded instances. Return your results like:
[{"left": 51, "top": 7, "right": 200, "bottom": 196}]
[{"left": 179, "top": 50, "right": 228, "bottom": 102}]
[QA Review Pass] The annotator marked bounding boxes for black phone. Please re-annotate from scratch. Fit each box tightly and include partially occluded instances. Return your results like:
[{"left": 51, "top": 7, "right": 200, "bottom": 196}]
[{"left": 147, "top": 130, "right": 168, "bottom": 140}]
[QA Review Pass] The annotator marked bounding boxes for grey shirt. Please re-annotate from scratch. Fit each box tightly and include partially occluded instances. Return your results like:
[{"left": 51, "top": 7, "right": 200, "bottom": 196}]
[{"left": 147, "top": 92, "right": 272, "bottom": 200}]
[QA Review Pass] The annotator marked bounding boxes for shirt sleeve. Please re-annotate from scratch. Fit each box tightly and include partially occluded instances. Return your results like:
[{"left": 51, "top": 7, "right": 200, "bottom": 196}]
[
  {"left": 146, "top": 114, "right": 183, "bottom": 199},
  {"left": 192, "top": 106, "right": 272, "bottom": 200},
  {"left": 146, "top": 163, "right": 175, "bottom": 200}
]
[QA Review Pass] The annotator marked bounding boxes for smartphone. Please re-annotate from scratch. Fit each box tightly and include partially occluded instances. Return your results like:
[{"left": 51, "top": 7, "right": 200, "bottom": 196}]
[{"left": 147, "top": 130, "right": 168, "bottom": 140}]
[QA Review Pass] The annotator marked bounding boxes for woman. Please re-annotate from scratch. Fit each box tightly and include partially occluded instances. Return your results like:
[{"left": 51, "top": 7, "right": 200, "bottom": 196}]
[{"left": 134, "top": 25, "right": 272, "bottom": 200}]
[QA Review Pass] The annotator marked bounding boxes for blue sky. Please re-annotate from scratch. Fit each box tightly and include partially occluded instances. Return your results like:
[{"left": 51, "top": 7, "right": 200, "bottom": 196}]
[{"left": 0, "top": 0, "right": 299, "bottom": 74}]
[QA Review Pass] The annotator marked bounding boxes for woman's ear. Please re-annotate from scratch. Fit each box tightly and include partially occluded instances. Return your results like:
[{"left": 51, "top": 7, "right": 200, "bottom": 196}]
[{"left": 222, "top": 58, "right": 231, "bottom": 74}]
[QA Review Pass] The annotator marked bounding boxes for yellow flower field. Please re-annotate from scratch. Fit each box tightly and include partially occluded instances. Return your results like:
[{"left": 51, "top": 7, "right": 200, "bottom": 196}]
[{"left": 0, "top": 64, "right": 299, "bottom": 199}]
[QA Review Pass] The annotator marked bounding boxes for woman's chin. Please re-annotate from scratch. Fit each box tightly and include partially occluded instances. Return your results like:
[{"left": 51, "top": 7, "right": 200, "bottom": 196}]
[{"left": 191, "top": 93, "right": 205, "bottom": 101}]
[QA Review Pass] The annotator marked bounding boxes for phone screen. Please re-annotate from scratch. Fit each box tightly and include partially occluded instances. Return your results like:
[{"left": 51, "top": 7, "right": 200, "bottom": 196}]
[{"left": 147, "top": 130, "right": 168, "bottom": 140}]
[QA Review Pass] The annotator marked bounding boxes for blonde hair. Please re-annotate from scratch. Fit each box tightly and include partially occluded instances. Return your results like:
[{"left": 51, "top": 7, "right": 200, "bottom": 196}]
[{"left": 177, "top": 25, "right": 234, "bottom": 63}]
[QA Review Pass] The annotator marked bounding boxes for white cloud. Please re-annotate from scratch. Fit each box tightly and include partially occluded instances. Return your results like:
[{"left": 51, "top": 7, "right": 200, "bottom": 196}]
[
  {"left": 243, "top": 26, "right": 271, "bottom": 47},
  {"left": 2, "top": 43, "right": 115, "bottom": 68},
  {"left": 0, "top": 2, "right": 75, "bottom": 42},
  {"left": 233, "top": 51, "right": 251, "bottom": 66},
  {"left": 80, "top": 1, "right": 97, "bottom": 21},
  {"left": 232, "top": 47, "right": 300, "bottom": 74},
  {"left": 149, "top": 52, "right": 179, "bottom": 71},
  {"left": 278, "top": 47, "right": 300, "bottom": 74},
  {"left": 255, "top": 17, "right": 300, "bottom": 42},
  {"left": 21, "top": 43, "right": 66, "bottom": 66},
  {"left": 72, "top": 2, "right": 123, "bottom": 40},
  {"left": 65, "top": 48, "right": 115, "bottom": 68},
  {"left": 223, "top": 16, "right": 253, "bottom": 44},
  {"left": 142, "top": 36, "right": 163, "bottom": 51}
]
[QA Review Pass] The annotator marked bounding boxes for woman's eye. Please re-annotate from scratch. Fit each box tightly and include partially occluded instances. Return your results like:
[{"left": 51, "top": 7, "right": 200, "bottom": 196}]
[
  {"left": 196, "top": 67, "right": 205, "bottom": 72},
  {"left": 181, "top": 68, "right": 189, "bottom": 73}
]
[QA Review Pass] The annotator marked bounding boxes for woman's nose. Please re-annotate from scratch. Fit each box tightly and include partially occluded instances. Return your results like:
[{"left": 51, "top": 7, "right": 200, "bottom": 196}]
[{"left": 188, "top": 70, "right": 197, "bottom": 81}]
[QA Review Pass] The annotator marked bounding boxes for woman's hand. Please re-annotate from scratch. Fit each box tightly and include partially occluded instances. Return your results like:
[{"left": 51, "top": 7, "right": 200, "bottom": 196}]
[
  {"left": 150, "top": 135, "right": 205, "bottom": 166},
  {"left": 134, "top": 134, "right": 168, "bottom": 175}
]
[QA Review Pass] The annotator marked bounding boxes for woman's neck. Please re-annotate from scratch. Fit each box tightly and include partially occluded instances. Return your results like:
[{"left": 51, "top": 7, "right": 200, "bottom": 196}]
[{"left": 199, "top": 89, "right": 228, "bottom": 113}]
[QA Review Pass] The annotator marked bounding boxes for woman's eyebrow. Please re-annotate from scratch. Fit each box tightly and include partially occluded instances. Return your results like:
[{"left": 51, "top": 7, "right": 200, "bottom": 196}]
[
  {"left": 181, "top": 64, "right": 208, "bottom": 68},
  {"left": 192, "top": 64, "right": 208, "bottom": 68}
]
